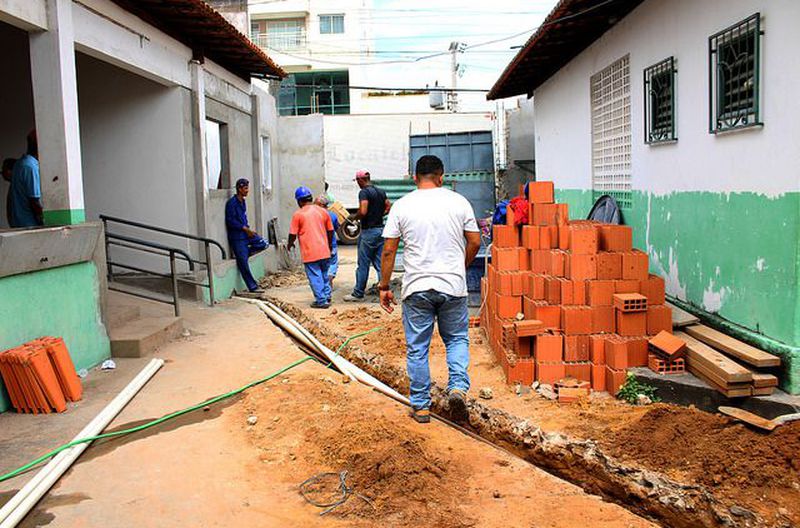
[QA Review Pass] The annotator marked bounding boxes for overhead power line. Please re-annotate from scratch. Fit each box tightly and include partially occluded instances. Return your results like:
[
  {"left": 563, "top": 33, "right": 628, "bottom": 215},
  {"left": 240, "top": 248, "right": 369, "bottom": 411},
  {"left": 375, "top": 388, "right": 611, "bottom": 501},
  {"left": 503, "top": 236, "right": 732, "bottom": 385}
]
[{"left": 260, "top": 0, "right": 619, "bottom": 67}]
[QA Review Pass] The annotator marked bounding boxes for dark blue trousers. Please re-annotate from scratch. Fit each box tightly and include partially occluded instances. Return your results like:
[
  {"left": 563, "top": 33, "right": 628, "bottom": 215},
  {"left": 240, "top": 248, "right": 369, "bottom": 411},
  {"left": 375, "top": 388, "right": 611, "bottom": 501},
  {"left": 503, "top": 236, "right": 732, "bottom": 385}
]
[{"left": 229, "top": 236, "right": 268, "bottom": 291}]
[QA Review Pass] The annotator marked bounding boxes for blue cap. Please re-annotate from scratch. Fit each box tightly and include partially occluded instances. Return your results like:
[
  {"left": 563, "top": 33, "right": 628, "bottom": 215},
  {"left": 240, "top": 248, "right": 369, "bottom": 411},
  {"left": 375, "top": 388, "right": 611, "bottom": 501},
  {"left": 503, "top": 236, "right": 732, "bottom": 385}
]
[
  {"left": 294, "top": 186, "right": 313, "bottom": 201},
  {"left": 236, "top": 178, "right": 249, "bottom": 189}
]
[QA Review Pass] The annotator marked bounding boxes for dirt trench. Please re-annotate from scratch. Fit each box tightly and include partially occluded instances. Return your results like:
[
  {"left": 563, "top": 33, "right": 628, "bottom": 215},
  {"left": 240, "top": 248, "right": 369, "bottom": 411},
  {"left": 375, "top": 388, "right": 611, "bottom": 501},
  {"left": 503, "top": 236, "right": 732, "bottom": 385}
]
[{"left": 267, "top": 298, "right": 799, "bottom": 528}]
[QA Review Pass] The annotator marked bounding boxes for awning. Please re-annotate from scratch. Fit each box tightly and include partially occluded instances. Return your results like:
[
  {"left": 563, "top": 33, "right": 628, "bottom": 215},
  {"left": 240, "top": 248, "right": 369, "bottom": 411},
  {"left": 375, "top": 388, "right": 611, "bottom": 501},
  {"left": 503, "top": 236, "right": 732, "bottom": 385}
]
[
  {"left": 111, "top": 0, "right": 287, "bottom": 81},
  {"left": 487, "top": 0, "right": 644, "bottom": 100}
]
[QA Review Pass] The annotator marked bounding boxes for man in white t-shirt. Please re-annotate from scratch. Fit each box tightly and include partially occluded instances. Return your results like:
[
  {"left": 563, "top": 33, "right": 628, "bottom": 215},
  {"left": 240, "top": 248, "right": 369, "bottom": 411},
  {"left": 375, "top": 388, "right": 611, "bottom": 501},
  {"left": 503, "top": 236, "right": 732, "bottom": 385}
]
[{"left": 378, "top": 155, "right": 482, "bottom": 424}]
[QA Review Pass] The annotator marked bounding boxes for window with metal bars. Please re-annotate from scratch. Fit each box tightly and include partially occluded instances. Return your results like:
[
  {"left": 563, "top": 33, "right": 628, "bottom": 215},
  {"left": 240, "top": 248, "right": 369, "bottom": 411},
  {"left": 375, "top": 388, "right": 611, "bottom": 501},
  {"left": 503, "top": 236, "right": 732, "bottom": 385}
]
[
  {"left": 644, "top": 57, "right": 676, "bottom": 144},
  {"left": 709, "top": 13, "right": 762, "bottom": 133},
  {"left": 590, "top": 55, "right": 632, "bottom": 209}
]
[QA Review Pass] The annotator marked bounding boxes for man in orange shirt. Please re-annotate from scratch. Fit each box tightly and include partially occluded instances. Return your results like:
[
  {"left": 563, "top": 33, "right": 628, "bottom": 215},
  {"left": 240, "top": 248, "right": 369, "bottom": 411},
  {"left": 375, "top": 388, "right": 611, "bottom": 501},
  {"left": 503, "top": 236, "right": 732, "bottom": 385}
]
[{"left": 287, "top": 186, "right": 334, "bottom": 308}]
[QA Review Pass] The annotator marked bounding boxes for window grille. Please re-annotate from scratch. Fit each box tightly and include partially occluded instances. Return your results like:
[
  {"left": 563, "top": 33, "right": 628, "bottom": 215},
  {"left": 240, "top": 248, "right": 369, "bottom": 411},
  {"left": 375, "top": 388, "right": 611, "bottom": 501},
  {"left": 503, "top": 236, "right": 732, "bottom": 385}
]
[
  {"left": 709, "top": 13, "right": 762, "bottom": 133},
  {"left": 644, "top": 57, "right": 677, "bottom": 144},
  {"left": 590, "top": 55, "right": 632, "bottom": 209}
]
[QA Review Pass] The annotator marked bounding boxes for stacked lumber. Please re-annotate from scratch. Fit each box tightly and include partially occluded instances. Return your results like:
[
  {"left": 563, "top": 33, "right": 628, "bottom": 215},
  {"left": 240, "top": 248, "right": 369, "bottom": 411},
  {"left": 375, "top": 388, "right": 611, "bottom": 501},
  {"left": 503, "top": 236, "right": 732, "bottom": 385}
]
[
  {"left": 676, "top": 327, "right": 780, "bottom": 397},
  {"left": 479, "top": 181, "right": 672, "bottom": 396},
  {"left": 0, "top": 337, "right": 83, "bottom": 413}
]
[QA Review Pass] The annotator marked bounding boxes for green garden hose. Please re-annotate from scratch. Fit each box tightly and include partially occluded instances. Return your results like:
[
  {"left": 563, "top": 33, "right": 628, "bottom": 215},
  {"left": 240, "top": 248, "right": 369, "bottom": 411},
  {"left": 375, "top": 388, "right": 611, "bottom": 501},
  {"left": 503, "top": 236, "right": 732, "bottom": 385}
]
[{"left": 0, "top": 327, "right": 379, "bottom": 484}]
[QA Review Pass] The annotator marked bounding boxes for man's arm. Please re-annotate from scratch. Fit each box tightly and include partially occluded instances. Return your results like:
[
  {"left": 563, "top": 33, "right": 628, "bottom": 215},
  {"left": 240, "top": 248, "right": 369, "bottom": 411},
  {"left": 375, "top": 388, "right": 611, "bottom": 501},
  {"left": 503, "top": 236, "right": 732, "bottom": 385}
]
[
  {"left": 29, "top": 198, "right": 43, "bottom": 225},
  {"left": 327, "top": 229, "right": 333, "bottom": 251},
  {"left": 23, "top": 164, "right": 43, "bottom": 225},
  {"left": 287, "top": 233, "right": 297, "bottom": 251},
  {"left": 378, "top": 237, "right": 400, "bottom": 313},
  {"left": 352, "top": 199, "right": 369, "bottom": 220},
  {"left": 383, "top": 198, "right": 392, "bottom": 215},
  {"left": 464, "top": 231, "right": 481, "bottom": 267}
]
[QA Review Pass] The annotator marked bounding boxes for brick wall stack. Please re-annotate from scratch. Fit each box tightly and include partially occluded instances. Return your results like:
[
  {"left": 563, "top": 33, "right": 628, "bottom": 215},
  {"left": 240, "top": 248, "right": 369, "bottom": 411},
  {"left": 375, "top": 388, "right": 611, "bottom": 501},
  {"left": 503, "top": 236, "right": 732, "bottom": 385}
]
[{"left": 479, "top": 181, "right": 671, "bottom": 395}]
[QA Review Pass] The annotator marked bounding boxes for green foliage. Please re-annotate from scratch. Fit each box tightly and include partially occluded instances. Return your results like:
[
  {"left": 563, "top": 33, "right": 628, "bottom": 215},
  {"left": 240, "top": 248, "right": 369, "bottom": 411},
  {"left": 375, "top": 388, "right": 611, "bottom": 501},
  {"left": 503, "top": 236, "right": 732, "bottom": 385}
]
[{"left": 617, "top": 373, "right": 661, "bottom": 405}]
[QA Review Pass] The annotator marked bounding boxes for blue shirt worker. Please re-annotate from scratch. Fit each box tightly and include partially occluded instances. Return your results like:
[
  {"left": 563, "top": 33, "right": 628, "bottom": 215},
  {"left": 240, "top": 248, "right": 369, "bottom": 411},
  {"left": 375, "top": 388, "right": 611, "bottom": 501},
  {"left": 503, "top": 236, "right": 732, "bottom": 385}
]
[
  {"left": 225, "top": 178, "right": 268, "bottom": 293},
  {"left": 344, "top": 169, "right": 391, "bottom": 302},
  {"left": 10, "top": 131, "right": 43, "bottom": 228},
  {"left": 315, "top": 195, "right": 340, "bottom": 288}
]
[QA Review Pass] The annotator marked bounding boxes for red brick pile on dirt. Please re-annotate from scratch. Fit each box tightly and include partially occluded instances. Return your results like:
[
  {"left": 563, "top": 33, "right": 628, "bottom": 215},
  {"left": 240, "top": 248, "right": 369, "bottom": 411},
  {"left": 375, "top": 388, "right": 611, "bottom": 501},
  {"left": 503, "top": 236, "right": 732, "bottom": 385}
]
[
  {"left": 0, "top": 337, "right": 83, "bottom": 413},
  {"left": 479, "top": 181, "right": 672, "bottom": 394}
]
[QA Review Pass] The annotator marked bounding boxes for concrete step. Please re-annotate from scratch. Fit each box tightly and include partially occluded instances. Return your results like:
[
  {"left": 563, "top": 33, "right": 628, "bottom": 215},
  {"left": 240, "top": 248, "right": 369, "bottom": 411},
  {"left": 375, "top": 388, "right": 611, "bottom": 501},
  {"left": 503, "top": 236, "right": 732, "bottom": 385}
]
[
  {"left": 107, "top": 303, "right": 141, "bottom": 329},
  {"left": 109, "top": 316, "right": 184, "bottom": 358},
  {"left": 111, "top": 274, "right": 206, "bottom": 302}
]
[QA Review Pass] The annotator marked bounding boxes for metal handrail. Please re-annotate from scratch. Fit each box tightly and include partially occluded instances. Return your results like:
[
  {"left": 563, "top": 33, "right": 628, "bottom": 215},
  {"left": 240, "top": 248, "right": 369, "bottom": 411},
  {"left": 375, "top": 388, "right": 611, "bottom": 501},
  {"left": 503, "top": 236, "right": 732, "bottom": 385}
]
[
  {"left": 99, "top": 214, "right": 226, "bottom": 259},
  {"left": 107, "top": 233, "right": 196, "bottom": 271},
  {"left": 101, "top": 214, "right": 227, "bottom": 312}
]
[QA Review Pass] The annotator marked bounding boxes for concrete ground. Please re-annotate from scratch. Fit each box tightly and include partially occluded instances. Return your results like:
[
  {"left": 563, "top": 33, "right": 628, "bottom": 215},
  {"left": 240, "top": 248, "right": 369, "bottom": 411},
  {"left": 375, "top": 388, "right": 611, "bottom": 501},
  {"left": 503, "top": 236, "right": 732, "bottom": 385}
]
[{"left": 0, "top": 258, "right": 656, "bottom": 527}]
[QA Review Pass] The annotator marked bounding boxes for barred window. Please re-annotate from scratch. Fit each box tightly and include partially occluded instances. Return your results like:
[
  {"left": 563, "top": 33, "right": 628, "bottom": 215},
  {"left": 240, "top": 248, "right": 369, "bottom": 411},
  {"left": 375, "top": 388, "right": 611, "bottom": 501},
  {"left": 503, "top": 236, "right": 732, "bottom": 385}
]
[
  {"left": 644, "top": 57, "right": 676, "bottom": 144},
  {"left": 709, "top": 13, "right": 762, "bottom": 133}
]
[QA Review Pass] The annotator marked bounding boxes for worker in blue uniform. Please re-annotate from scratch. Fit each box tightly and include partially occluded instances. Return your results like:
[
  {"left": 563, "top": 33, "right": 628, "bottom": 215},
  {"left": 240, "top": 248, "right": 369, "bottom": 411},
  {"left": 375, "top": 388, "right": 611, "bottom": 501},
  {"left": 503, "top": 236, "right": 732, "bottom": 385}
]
[{"left": 225, "top": 178, "right": 268, "bottom": 293}]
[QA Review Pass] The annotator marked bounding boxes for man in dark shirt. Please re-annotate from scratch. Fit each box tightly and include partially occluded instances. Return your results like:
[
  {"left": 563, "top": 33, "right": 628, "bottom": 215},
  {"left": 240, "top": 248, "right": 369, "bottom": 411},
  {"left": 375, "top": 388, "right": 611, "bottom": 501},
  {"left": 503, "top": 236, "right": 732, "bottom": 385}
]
[
  {"left": 344, "top": 169, "right": 391, "bottom": 301},
  {"left": 225, "top": 178, "right": 268, "bottom": 293}
]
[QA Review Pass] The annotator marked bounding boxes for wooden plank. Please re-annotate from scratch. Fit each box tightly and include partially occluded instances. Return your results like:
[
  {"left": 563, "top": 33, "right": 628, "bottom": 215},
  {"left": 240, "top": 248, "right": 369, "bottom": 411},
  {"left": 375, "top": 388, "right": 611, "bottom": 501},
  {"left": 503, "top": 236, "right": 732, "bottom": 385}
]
[
  {"left": 689, "top": 364, "right": 751, "bottom": 397},
  {"left": 676, "top": 331, "right": 753, "bottom": 383},
  {"left": 752, "top": 386, "right": 776, "bottom": 397},
  {"left": 687, "top": 358, "right": 750, "bottom": 390},
  {"left": 751, "top": 372, "right": 779, "bottom": 388},
  {"left": 684, "top": 325, "right": 781, "bottom": 368},
  {"left": 667, "top": 302, "right": 699, "bottom": 328}
]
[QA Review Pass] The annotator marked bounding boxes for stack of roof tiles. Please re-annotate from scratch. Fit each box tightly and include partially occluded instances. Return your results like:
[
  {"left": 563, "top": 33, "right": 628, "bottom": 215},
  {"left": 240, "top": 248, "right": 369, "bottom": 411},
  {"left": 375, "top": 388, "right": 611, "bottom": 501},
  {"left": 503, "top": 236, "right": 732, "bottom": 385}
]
[
  {"left": 0, "top": 337, "right": 83, "bottom": 413},
  {"left": 480, "top": 181, "right": 672, "bottom": 395}
]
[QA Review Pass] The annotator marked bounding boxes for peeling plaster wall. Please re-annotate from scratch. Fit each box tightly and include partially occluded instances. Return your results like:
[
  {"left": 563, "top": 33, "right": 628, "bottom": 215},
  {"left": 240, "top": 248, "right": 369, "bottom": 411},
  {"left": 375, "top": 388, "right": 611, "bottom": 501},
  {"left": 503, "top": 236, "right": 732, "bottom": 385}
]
[{"left": 536, "top": 0, "right": 800, "bottom": 390}]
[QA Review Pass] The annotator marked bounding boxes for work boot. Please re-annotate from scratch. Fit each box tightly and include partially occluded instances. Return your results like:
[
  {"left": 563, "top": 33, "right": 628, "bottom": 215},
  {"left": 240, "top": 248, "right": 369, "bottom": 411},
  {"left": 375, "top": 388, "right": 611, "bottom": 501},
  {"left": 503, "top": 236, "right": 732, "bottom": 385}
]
[
  {"left": 410, "top": 407, "right": 431, "bottom": 424},
  {"left": 447, "top": 389, "right": 469, "bottom": 424},
  {"left": 343, "top": 294, "right": 364, "bottom": 302},
  {"left": 248, "top": 287, "right": 265, "bottom": 294},
  {"left": 310, "top": 301, "right": 330, "bottom": 309}
]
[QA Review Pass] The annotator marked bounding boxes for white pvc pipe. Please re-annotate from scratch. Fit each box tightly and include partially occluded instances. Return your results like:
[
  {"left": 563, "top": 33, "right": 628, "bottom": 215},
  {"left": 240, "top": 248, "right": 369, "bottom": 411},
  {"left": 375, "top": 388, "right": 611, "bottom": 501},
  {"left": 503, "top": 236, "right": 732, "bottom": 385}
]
[
  {"left": 0, "top": 359, "right": 164, "bottom": 528},
  {"left": 239, "top": 298, "right": 407, "bottom": 403},
  {"left": 240, "top": 298, "right": 356, "bottom": 382}
]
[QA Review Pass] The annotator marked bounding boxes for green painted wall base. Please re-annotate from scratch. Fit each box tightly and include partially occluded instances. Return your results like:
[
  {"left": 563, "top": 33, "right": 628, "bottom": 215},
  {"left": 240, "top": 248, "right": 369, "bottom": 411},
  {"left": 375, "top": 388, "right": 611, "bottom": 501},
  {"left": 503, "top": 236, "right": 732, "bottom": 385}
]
[
  {"left": 43, "top": 208, "right": 86, "bottom": 226},
  {"left": 202, "top": 253, "right": 269, "bottom": 304},
  {"left": 0, "top": 262, "right": 110, "bottom": 412},
  {"left": 556, "top": 188, "right": 800, "bottom": 394}
]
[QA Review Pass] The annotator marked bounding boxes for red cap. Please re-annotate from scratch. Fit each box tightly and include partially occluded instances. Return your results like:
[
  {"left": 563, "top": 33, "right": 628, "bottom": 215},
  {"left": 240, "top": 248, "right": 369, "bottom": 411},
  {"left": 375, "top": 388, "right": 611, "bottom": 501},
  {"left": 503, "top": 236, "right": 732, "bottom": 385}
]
[{"left": 355, "top": 169, "right": 370, "bottom": 178}]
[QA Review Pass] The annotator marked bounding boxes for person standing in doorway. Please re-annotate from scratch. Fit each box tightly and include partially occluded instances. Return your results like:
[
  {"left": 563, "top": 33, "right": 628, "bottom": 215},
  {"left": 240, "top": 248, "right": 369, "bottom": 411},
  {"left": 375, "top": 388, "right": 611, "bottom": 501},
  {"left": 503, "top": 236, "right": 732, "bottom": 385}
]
[
  {"left": 2, "top": 158, "right": 17, "bottom": 227},
  {"left": 344, "top": 169, "right": 391, "bottom": 302},
  {"left": 315, "top": 195, "right": 340, "bottom": 289},
  {"left": 225, "top": 178, "right": 268, "bottom": 294},
  {"left": 288, "top": 186, "right": 334, "bottom": 309},
  {"left": 10, "top": 131, "right": 43, "bottom": 228},
  {"left": 378, "top": 155, "right": 481, "bottom": 424}
]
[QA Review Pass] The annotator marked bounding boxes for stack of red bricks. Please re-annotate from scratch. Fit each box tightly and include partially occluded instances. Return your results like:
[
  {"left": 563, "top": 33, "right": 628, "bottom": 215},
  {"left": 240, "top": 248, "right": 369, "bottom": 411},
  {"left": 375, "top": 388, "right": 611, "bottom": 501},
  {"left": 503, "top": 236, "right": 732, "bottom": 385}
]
[{"left": 479, "top": 181, "right": 672, "bottom": 395}]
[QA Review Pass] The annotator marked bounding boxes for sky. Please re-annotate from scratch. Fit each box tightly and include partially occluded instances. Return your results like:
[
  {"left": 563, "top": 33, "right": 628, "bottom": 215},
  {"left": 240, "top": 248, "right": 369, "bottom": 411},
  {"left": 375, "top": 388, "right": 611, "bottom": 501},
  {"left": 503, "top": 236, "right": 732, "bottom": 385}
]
[{"left": 361, "top": 0, "right": 559, "bottom": 110}]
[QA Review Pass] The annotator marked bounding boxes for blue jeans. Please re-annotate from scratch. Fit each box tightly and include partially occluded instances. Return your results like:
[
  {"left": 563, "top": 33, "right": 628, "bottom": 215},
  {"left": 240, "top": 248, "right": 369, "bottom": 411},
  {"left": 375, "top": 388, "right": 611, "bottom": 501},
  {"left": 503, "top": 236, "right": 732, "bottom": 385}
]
[
  {"left": 402, "top": 290, "right": 470, "bottom": 410},
  {"left": 353, "top": 227, "right": 383, "bottom": 297},
  {"left": 304, "top": 258, "right": 331, "bottom": 304},
  {"left": 328, "top": 247, "right": 339, "bottom": 280},
  {"left": 229, "top": 236, "right": 268, "bottom": 291}
]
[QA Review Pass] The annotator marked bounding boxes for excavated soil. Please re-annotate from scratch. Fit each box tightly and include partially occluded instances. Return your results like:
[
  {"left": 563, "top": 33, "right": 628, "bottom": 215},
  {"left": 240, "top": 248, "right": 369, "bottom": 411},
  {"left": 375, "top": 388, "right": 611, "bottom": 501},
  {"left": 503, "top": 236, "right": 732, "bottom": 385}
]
[
  {"left": 604, "top": 405, "right": 800, "bottom": 525},
  {"left": 236, "top": 370, "right": 654, "bottom": 528},
  {"left": 293, "top": 302, "right": 800, "bottom": 527},
  {"left": 259, "top": 269, "right": 307, "bottom": 288}
]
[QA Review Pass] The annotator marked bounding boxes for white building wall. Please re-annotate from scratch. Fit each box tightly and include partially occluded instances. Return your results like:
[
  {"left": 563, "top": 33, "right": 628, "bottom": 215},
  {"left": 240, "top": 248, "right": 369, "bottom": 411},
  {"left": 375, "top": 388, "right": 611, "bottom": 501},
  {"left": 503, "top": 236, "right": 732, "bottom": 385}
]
[
  {"left": 323, "top": 112, "right": 494, "bottom": 207},
  {"left": 534, "top": 0, "right": 800, "bottom": 195}
]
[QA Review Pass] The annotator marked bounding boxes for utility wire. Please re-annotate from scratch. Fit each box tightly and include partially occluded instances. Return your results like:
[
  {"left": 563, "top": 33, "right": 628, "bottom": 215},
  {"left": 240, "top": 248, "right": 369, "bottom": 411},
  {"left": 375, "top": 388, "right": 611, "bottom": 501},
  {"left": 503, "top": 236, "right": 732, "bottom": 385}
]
[{"left": 259, "top": 0, "right": 619, "bottom": 67}]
